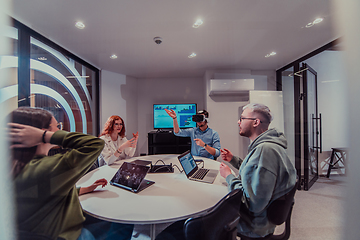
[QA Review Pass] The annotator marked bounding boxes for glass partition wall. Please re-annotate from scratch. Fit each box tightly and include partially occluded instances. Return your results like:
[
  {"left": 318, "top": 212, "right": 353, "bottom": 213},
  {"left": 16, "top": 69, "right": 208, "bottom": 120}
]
[
  {"left": 0, "top": 20, "right": 100, "bottom": 135},
  {"left": 276, "top": 39, "right": 345, "bottom": 190}
]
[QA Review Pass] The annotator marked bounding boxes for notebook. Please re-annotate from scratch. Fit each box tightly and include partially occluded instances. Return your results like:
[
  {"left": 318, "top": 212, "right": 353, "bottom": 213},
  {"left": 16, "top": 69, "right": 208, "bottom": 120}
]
[
  {"left": 110, "top": 162, "right": 155, "bottom": 193},
  {"left": 177, "top": 150, "right": 219, "bottom": 184}
]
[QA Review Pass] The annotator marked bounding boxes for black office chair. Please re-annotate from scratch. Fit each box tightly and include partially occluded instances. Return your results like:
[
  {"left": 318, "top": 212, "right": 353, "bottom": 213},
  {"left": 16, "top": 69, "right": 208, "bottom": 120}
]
[
  {"left": 183, "top": 188, "right": 243, "bottom": 240},
  {"left": 238, "top": 180, "right": 298, "bottom": 240},
  {"left": 18, "top": 230, "right": 53, "bottom": 240}
]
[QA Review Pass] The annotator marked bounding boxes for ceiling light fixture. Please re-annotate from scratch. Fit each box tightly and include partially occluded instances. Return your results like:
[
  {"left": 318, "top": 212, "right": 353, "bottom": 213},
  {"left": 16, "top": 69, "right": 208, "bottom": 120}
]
[
  {"left": 265, "top": 51, "right": 276, "bottom": 58},
  {"left": 75, "top": 21, "right": 85, "bottom": 29},
  {"left": 192, "top": 19, "right": 203, "bottom": 28},
  {"left": 37, "top": 57, "right": 47, "bottom": 61},
  {"left": 313, "top": 17, "right": 323, "bottom": 24},
  {"left": 110, "top": 54, "right": 118, "bottom": 59},
  {"left": 188, "top": 53, "right": 197, "bottom": 58},
  {"left": 305, "top": 17, "right": 323, "bottom": 28}
]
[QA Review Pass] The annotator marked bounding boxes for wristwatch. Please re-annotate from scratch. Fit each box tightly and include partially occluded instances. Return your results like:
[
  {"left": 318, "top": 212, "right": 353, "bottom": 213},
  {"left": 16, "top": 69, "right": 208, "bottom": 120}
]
[{"left": 204, "top": 143, "right": 207, "bottom": 147}]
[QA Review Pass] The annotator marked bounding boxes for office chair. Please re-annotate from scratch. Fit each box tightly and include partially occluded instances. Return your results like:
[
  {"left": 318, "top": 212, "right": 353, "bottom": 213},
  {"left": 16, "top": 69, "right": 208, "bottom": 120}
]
[
  {"left": 183, "top": 188, "right": 243, "bottom": 240},
  {"left": 18, "top": 230, "right": 53, "bottom": 240},
  {"left": 238, "top": 180, "right": 298, "bottom": 240}
]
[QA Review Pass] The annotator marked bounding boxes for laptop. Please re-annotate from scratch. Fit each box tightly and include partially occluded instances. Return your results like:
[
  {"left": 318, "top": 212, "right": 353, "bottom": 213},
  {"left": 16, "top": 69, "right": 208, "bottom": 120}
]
[
  {"left": 110, "top": 162, "right": 155, "bottom": 193},
  {"left": 177, "top": 150, "right": 219, "bottom": 184}
]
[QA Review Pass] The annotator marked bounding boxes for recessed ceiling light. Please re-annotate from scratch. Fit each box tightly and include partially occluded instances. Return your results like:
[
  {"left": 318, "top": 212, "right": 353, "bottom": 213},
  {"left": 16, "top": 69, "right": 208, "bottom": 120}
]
[
  {"left": 75, "top": 21, "right": 85, "bottom": 29},
  {"left": 110, "top": 54, "right": 118, "bottom": 59},
  {"left": 313, "top": 18, "right": 323, "bottom": 24},
  {"left": 192, "top": 19, "right": 203, "bottom": 28},
  {"left": 265, "top": 51, "right": 276, "bottom": 58},
  {"left": 305, "top": 17, "right": 323, "bottom": 28},
  {"left": 188, "top": 53, "right": 197, "bottom": 58},
  {"left": 37, "top": 57, "right": 47, "bottom": 61}
]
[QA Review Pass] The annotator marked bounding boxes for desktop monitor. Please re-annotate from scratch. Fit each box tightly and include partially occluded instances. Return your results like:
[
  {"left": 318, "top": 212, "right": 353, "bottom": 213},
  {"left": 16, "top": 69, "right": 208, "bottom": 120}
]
[{"left": 153, "top": 103, "right": 197, "bottom": 129}]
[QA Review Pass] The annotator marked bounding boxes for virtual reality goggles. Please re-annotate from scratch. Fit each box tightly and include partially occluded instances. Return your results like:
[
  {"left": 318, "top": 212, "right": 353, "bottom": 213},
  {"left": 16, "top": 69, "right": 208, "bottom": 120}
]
[{"left": 192, "top": 114, "right": 207, "bottom": 122}]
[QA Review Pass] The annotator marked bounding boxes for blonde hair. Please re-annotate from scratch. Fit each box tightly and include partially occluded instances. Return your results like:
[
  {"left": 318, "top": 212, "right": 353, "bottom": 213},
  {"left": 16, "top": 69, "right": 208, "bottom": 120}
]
[{"left": 243, "top": 103, "right": 273, "bottom": 123}]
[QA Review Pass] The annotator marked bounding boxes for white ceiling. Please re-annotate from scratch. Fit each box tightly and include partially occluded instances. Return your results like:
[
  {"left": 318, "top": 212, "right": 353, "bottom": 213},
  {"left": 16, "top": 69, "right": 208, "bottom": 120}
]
[{"left": 10, "top": 0, "right": 339, "bottom": 79}]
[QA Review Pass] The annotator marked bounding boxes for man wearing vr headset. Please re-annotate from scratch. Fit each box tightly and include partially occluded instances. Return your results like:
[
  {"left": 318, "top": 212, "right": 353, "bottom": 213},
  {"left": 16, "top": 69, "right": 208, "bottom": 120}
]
[{"left": 164, "top": 109, "right": 221, "bottom": 160}]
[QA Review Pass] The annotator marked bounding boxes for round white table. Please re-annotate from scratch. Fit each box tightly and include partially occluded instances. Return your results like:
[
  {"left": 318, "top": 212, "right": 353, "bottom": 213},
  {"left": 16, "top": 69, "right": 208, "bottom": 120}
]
[{"left": 77, "top": 154, "right": 231, "bottom": 239}]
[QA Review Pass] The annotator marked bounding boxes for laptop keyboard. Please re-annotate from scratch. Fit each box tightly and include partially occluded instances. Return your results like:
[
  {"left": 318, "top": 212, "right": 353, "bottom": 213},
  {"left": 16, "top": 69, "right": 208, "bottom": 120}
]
[{"left": 192, "top": 168, "right": 209, "bottom": 180}]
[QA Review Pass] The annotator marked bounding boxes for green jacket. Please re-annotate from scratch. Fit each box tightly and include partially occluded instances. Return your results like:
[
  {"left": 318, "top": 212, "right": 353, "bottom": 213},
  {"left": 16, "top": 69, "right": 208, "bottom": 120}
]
[
  {"left": 226, "top": 128, "right": 296, "bottom": 238},
  {"left": 14, "top": 130, "right": 105, "bottom": 240}
]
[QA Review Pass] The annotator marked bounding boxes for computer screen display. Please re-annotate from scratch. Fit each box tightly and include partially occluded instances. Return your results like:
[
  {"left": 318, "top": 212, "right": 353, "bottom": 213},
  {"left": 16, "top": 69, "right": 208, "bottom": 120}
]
[
  {"left": 178, "top": 151, "right": 197, "bottom": 175},
  {"left": 153, "top": 103, "right": 197, "bottom": 129}
]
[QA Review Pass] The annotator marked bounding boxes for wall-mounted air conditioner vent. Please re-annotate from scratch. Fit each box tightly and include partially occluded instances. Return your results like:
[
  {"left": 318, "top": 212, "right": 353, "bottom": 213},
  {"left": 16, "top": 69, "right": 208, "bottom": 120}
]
[{"left": 209, "top": 79, "right": 254, "bottom": 96}]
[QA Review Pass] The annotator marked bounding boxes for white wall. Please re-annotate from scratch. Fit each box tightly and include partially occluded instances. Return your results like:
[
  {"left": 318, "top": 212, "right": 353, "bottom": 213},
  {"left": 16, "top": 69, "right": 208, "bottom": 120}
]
[
  {"left": 101, "top": 69, "right": 276, "bottom": 158},
  {"left": 303, "top": 50, "right": 348, "bottom": 175},
  {"left": 205, "top": 69, "right": 276, "bottom": 158},
  {"left": 136, "top": 77, "right": 204, "bottom": 155},
  {"left": 304, "top": 51, "right": 348, "bottom": 151}
]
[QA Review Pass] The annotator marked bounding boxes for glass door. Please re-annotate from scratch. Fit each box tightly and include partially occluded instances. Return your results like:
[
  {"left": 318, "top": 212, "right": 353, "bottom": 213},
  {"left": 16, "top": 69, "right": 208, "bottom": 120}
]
[{"left": 301, "top": 63, "right": 320, "bottom": 190}]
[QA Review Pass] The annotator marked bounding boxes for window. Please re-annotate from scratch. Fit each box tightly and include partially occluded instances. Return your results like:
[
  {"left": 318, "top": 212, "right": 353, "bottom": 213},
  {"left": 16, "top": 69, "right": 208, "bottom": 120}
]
[{"left": 0, "top": 20, "right": 100, "bottom": 135}]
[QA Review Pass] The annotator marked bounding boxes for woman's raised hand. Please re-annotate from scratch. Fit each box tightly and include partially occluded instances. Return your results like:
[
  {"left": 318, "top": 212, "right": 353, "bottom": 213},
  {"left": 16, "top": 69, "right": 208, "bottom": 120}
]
[
  {"left": 133, "top": 131, "right": 139, "bottom": 139},
  {"left": 8, "top": 123, "right": 49, "bottom": 148},
  {"left": 133, "top": 131, "right": 139, "bottom": 145},
  {"left": 119, "top": 136, "right": 137, "bottom": 151}
]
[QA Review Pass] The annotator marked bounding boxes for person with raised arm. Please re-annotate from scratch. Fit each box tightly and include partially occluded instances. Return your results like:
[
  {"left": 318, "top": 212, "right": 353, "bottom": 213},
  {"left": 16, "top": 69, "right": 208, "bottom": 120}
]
[
  {"left": 9, "top": 107, "right": 133, "bottom": 240},
  {"left": 99, "top": 115, "right": 138, "bottom": 166},
  {"left": 165, "top": 109, "right": 221, "bottom": 160}
]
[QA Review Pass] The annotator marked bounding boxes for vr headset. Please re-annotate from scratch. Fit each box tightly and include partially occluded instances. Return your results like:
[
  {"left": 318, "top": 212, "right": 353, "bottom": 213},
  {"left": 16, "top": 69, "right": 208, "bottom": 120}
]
[{"left": 192, "top": 114, "right": 207, "bottom": 122}]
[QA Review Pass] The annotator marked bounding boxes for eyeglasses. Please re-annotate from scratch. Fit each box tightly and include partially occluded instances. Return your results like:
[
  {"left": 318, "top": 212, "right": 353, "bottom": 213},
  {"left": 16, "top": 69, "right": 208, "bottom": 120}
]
[
  {"left": 114, "top": 123, "right": 123, "bottom": 126},
  {"left": 239, "top": 117, "right": 262, "bottom": 123},
  {"left": 51, "top": 122, "right": 63, "bottom": 130},
  {"left": 57, "top": 122, "right": 63, "bottom": 130}
]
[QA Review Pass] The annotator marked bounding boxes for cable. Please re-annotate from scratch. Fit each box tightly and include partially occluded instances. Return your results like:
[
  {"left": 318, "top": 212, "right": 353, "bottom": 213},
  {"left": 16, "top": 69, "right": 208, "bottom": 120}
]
[
  {"left": 150, "top": 159, "right": 184, "bottom": 173},
  {"left": 196, "top": 160, "right": 204, "bottom": 168},
  {"left": 152, "top": 165, "right": 173, "bottom": 173},
  {"left": 172, "top": 164, "right": 183, "bottom": 173},
  {"left": 154, "top": 159, "right": 166, "bottom": 165},
  {"left": 150, "top": 159, "right": 173, "bottom": 173}
]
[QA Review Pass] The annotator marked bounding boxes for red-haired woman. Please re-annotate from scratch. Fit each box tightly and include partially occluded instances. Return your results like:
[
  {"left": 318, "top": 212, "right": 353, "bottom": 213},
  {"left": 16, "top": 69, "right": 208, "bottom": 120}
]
[{"left": 99, "top": 115, "right": 138, "bottom": 165}]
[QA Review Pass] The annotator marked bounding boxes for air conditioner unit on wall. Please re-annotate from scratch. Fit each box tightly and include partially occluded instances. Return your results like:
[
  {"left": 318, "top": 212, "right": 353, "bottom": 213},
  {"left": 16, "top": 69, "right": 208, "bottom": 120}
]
[{"left": 209, "top": 79, "right": 254, "bottom": 96}]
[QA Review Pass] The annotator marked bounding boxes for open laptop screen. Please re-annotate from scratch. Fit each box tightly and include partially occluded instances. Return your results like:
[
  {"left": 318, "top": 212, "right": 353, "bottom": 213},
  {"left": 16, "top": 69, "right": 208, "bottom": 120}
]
[
  {"left": 178, "top": 151, "right": 197, "bottom": 175},
  {"left": 110, "top": 162, "right": 149, "bottom": 190}
]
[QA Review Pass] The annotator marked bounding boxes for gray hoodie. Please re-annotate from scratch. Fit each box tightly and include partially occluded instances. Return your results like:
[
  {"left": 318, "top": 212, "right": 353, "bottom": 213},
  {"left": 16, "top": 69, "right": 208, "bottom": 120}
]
[{"left": 226, "top": 128, "right": 296, "bottom": 238}]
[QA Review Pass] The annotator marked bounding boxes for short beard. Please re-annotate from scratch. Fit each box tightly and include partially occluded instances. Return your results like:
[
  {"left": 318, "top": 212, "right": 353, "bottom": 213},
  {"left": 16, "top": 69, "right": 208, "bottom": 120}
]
[{"left": 239, "top": 128, "right": 251, "bottom": 138}]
